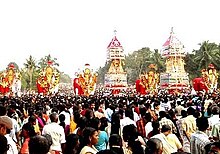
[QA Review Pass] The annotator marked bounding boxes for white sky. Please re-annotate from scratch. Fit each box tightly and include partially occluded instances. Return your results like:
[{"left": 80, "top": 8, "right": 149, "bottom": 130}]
[{"left": 0, "top": 0, "right": 220, "bottom": 78}]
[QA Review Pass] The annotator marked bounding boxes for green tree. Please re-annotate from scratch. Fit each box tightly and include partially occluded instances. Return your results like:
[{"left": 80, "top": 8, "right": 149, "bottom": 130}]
[
  {"left": 194, "top": 41, "right": 220, "bottom": 70},
  {"left": 148, "top": 49, "right": 165, "bottom": 73},
  {"left": 23, "top": 55, "right": 37, "bottom": 90},
  {"left": 59, "top": 73, "right": 72, "bottom": 83},
  {"left": 38, "top": 54, "right": 59, "bottom": 69}
]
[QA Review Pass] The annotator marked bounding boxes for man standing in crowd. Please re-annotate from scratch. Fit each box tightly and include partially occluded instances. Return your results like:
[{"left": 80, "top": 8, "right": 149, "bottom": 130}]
[
  {"left": 151, "top": 124, "right": 182, "bottom": 154},
  {"left": 0, "top": 116, "right": 18, "bottom": 154},
  {"left": 190, "top": 117, "right": 210, "bottom": 154},
  {"left": 182, "top": 107, "right": 197, "bottom": 140},
  {"left": 42, "top": 112, "right": 66, "bottom": 154}
]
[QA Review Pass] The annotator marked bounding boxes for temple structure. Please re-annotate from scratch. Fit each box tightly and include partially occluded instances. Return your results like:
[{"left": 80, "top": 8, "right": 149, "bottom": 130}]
[
  {"left": 104, "top": 31, "right": 127, "bottom": 94},
  {"left": 160, "top": 28, "right": 189, "bottom": 93}
]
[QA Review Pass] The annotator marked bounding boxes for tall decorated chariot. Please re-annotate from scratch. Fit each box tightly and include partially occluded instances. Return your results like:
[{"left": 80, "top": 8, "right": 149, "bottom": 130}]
[
  {"left": 160, "top": 28, "right": 189, "bottom": 93},
  {"left": 73, "top": 64, "right": 98, "bottom": 96},
  {"left": 36, "top": 61, "right": 60, "bottom": 94},
  {"left": 104, "top": 31, "right": 127, "bottom": 95},
  {"left": 0, "top": 63, "right": 21, "bottom": 96}
]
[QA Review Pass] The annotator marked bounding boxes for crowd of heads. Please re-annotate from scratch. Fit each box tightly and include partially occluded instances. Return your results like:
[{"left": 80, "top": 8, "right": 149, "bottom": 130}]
[{"left": 0, "top": 91, "right": 220, "bottom": 153}]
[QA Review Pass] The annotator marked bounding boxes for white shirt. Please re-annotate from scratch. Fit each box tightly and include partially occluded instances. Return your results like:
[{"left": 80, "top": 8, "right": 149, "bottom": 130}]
[
  {"left": 120, "top": 117, "right": 137, "bottom": 135},
  {"left": 133, "top": 111, "right": 140, "bottom": 123},
  {"left": 59, "top": 111, "right": 71, "bottom": 126},
  {"left": 145, "top": 121, "right": 153, "bottom": 137},
  {"left": 10, "top": 118, "right": 20, "bottom": 143},
  {"left": 208, "top": 115, "right": 220, "bottom": 127},
  {"left": 5, "top": 134, "right": 18, "bottom": 154},
  {"left": 80, "top": 145, "right": 98, "bottom": 154},
  {"left": 42, "top": 122, "right": 66, "bottom": 151},
  {"left": 152, "top": 133, "right": 182, "bottom": 154}
]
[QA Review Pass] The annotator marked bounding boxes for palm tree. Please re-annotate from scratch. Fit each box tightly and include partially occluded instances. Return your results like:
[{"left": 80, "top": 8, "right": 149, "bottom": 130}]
[
  {"left": 38, "top": 54, "right": 59, "bottom": 69},
  {"left": 194, "top": 41, "right": 220, "bottom": 70},
  {"left": 148, "top": 49, "right": 165, "bottom": 73},
  {"left": 23, "top": 55, "right": 37, "bottom": 90}
]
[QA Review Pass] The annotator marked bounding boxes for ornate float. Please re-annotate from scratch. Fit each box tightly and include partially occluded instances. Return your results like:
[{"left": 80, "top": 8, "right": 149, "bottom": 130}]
[
  {"left": 136, "top": 64, "right": 160, "bottom": 95},
  {"left": 104, "top": 31, "right": 127, "bottom": 95},
  {"left": 36, "top": 61, "right": 60, "bottom": 94},
  {"left": 0, "top": 63, "right": 21, "bottom": 96},
  {"left": 160, "top": 28, "right": 189, "bottom": 93},
  {"left": 73, "top": 64, "right": 98, "bottom": 96},
  {"left": 193, "top": 64, "right": 218, "bottom": 93}
]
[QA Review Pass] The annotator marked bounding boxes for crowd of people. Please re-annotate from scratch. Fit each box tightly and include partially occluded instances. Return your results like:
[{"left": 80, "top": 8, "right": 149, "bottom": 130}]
[{"left": 0, "top": 90, "right": 220, "bottom": 154}]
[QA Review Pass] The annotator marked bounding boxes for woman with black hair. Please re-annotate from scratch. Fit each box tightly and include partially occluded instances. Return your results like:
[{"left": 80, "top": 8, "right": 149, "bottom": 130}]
[
  {"left": 64, "top": 134, "right": 80, "bottom": 154},
  {"left": 20, "top": 123, "right": 36, "bottom": 154},
  {"left": 122, "top": 124, "right": 145, "bottom": 154},
  {"left": 90, "top": 117, "right": 109, "bottom": 151},
  {"left": 109, "top": 134, "right": 124, "bottom": 154},
  {"left": 79, "top": 127, "right": 99, "bottom": 154},
  {"left": 110, "top": 112, "right": 120, "bottom": 135}
]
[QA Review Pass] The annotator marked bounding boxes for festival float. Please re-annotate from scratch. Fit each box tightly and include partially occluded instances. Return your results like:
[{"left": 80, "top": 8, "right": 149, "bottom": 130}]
[
  {"left": 104, "top": 31, "right": 127, "bottom": 95},
  {"left": 0, "top": 63, "right": 21, "bottom": 96},
  {"left": 136, "top": 64, "right": 160, "bottom": 95},
  {"left": 36, "top": 61, "right": 60, "bottom": 94},
  {"left": 73, "top": 63, "right": 98, "bottom": 96},
  {"left": 160, "top": 28, "right": 189, "bottom": 93},
  {"left": 193, "top": 64, "right": 218, "bottom": 93}
]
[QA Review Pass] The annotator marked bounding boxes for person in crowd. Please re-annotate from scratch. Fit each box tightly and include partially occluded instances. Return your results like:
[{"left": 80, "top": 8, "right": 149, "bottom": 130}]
[
  {"left": 28, "top": 115, "right": 41, "bottom": 135},
  {"left": 136, "top": 107, "right": 147, "bottom": 138},
  {"left": 144, "top": 112, "right": 153, "bottom": 139},
  {"left": 120, "top": 108, "right": 137, "bottom": 135},
  {"left": 182, "top": 107, "right": 197, "bottom": 140},
  {"left": 0, "top": 115, "right": 19, "bottom": 154},
  {"left": 29, "top": 135, "right": 51, "bottom": 154},
  {"left": 145, "top": 138, "right": 163, "bottom": 154},
  {"left": 64, "top": 134, "right": 80, "bottom": 154},
  {"left": 207, "top": 141, "right": 220, "bottom": 154},
  {"left": 147, "top": 120, "right": 160, "bottom": 139},
  {"left": 122, "top": 124, "right": 145, "bottom": 154},
  {"left": 110, "top": 112, "right": 120, "bottom": 135},
  {"left": 79, "top": 127, "right": 99, "bottom": 154},
  {"left": 59, "top": 114, "right": 69, "bottom": 136},
  {"left": 109, "top": 134, "right": 124, "bottom": 154},
  {"left": 20, "top": 123, "right": 36, "bottom": 154},
  {"left": 0, "top": 134, "right": 9, "bottom": 154},
  {"left": 151, "top": 124, "right": 182, "bottom": 154},
  {"left": 59, "top": 104, "right": 71, "bottom": 128},
  {"left": 104, "top": 103, "right": 114, "bottom": 123},
  {"left": 208, "top": 106, "right": 220, "bottom": 131},
  {"left": 42, "top": 112, "right": 66, "bottom": 154},
  {"left": 159, "top": 111, "right": 177, "bottom": 134},
  {"left": 175, "top": 100, "right": 185, "bottom": 118},
  {"left": 100, "top": 117, "right": 111, "bottom": 139},
  {"left": 190, "top": 117, "right": 211, "bottom": 154},
  {"left": 90, "top": 117, "right": 109, "bottom": 151},
  {"left": 176, "top": 110, "right": 190, "bottom": 153}
]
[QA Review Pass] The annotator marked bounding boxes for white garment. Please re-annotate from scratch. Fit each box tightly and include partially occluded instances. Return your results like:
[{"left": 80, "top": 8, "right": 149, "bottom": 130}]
[
  {"left": 59, "top": 111, "right": 71, "bottom": 126},
  {"left": 42, "top": 122, "right": 66, "bottom": 151},
  {"left": 120, "top": 117, "right": 137, "bottom": 130},
  {"left": 145, "top": 122, "right": 153, "bottom": 137},
  {"left": 10, "top": 118, "right": 20, "bottom": 143},
  {"left": 208, "top": 115, "right": 220, "bottom": 127},
  {"left": 133, "top": 111, "right": 140, "bottom": 123},
  {"left": 80, "top": 145, "right": 98, "bottom": 154},
  {"left": 152, "top": 133, "right": 182, "bottom": 154},
  {"left": 5, "top": 134, "right": 18, "bottom": 154}
]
